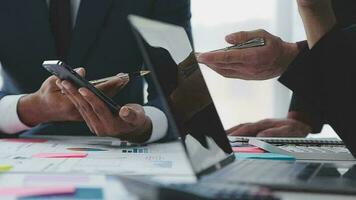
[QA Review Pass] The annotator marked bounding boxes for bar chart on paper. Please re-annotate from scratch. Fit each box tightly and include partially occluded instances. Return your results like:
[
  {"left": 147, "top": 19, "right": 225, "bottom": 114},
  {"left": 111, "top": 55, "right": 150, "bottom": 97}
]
[{"left": 121, "top": 147, "right": 149, "bottom": 154}]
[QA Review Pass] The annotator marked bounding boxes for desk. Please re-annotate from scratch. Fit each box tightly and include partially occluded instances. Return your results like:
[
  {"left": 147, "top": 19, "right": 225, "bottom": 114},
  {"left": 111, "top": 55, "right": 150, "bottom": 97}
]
[
  {"left": 0, "top": 137, "right": 193, "bottom": 176},
  {"left": 277, "top": 192, "right": 356, "bottom": 200},
  {"left": 0, "top": 136, "right": 355, "bottom": 200}
]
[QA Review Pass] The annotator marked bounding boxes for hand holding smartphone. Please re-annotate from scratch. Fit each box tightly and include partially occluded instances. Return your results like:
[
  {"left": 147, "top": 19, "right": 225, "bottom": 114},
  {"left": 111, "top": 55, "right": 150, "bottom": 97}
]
[{"left": 42, "top": 60, "right": 119, "bottom": 113}]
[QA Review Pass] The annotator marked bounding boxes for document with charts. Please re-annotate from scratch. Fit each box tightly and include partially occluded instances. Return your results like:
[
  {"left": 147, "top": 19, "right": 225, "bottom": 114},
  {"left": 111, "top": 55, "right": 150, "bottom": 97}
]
[{"left": 0, "top": 137, "right": 194, "bottom": 176}]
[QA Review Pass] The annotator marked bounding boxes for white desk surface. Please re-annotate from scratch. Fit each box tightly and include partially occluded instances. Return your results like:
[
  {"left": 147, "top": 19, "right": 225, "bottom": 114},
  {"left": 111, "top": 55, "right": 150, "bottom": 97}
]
[
  {"left": 277, "top": 192, "right": 356, "bottom": 200},
  {"left": 2, "top": 136, "right": 355, "bottom": 200}
]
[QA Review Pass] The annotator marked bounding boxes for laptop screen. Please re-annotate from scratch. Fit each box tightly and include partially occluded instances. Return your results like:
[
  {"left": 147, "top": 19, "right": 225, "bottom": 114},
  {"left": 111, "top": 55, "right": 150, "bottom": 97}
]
[{"left": 129, "top": 15, "right": 234, "bottom": 176}]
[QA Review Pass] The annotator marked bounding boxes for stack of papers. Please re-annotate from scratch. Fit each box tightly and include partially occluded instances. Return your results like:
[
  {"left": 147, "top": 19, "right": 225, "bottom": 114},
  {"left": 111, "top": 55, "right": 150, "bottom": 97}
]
[
  {"left": 0, "top": 137, "right": 194, "bottom": 176},
  {"left": 0, "top": 136, "right": 198, "bottom": 199}
]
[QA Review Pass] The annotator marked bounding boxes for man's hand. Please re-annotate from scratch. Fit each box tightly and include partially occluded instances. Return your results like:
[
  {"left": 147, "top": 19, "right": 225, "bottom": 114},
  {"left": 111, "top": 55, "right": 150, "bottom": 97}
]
[
  {"left": 17, "top": 68, "right": 88, "bottom": 127},
  {"left": 58, "top": 78, "right": 152, "bottom": 143},
  {"left": 227, "top": 118, "right": 312, "bottom": 137},
  {"left": 197, "top": 29, "right": 299, "bottom": 80}
]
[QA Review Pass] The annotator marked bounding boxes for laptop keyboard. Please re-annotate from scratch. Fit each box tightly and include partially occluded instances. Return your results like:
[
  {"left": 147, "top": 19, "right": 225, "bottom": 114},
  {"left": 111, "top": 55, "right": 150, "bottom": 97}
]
[
  {"left": 215, "top": 160, "right": 322, "bottom": 183},
  {"left": 280, "top": 145, "right": 350, "bottom": 154},
  {"left": 217, "top": 160, "right": 293, "bottom": 182},
  {"left": 165, "top": 160, "right": 356, "bottom": 199},
  {"left": 170, "top": 182, "right": 279, "bottom": 200}
]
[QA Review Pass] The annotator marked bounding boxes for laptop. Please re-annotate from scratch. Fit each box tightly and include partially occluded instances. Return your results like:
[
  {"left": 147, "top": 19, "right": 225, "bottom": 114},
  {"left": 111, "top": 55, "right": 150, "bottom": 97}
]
[
  {"left": 248, "top": 138, "right": 355, "bottom": 161},
  {"left": 128, "top": 15, "right": 356, "bottom": 197},
  {"left": 229, "top": 136, "right": 355, "bottom": 161}
]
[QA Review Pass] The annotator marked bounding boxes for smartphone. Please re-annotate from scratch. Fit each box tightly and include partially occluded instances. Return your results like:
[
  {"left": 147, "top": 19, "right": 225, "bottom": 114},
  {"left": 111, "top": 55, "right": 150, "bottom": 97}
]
[{"left": 42, "top": 60, "right": 119, "bottom": 113}]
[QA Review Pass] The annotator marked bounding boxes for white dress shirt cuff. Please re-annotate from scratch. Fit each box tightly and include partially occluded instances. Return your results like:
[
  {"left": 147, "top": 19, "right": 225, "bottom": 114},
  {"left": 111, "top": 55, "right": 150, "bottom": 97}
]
[
  {"left": 0, "top": 95, "right": 32, "bottom": 134},
  {"left": 143, "top": 106, "right": 168, "bottom": 143}
]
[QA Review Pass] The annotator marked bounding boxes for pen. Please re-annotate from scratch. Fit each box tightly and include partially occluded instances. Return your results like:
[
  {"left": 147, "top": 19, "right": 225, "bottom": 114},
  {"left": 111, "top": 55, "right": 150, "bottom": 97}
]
[
  {"left": 90, "top": 70, "right": 150, "bottom": 85},
  {"left": 211, "top": 38, "right": 266, "bottom": 52}
]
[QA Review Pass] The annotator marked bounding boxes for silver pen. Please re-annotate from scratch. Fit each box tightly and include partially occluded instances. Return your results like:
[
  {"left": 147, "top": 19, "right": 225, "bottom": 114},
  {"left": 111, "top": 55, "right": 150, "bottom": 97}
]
[
  {"left": 90, "top": 70, "right": 150, "bottom": 85},
  {"left": 211, "top": 38, "right": 266, "bottom": 52}
]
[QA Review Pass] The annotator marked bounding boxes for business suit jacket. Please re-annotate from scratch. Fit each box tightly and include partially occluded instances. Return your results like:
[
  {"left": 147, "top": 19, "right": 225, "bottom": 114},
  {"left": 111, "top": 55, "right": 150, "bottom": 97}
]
[
  {"left": 279, "top": 24, "right": 356, "bottom": 157},
  {"left": 0, "top": 0, "right": 191, "bottom": 137},
  {"left": 289, "top": 0, "right": 356, "bottom": 133}
]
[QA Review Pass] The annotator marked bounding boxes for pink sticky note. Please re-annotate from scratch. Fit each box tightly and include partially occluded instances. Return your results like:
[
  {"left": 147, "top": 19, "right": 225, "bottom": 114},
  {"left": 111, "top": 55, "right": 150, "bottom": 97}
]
[
  {"left": 2, "top": 138, "right": 48, "bottom": 143},
  {"left": 33, "top": 153, "right": 88, "bottom": 158},
  {"left": 0, "top": 186, "right": 75, "bottom": 197},
  {"left": 232, "top": 146, "right": 265, "bottom": 153}
]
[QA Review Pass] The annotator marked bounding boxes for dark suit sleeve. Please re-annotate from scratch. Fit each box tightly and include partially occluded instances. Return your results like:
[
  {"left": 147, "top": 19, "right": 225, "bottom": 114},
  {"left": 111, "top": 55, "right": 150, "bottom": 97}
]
[
  {"left": 0, "top": 92, "right": 8, "bottom": 99},
  {"left": 289, "top": 94, "right": 324, "bottom": 133},
  {"left": 279, "top": 24, "right": 356, "bottom": 156},
  {"left": 143, "top": 0, "right": 192, "bottom": 142},
  {"left": 288, "top": 0, "right": 356, "bottom": 134},
  {"left": 289, "top": 41, "right": 324, "bottom": 133}
]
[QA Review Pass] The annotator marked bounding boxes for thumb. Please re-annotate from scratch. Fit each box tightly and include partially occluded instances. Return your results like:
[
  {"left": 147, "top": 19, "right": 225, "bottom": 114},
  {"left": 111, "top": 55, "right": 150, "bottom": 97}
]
[
  {"left": 225, "top": 29, "right": 265, "bottom": 44},
  {"left": 74, "top": 68, "right": 86, "bottom": 78},
  {"left": 97, "top": 74, "right": 128, "bottom": 98},
  {"left": 119, "top": 106, "right": 138, "bottom": 125},
  {"left": 45, "top": 75, "right": 61, "bottom": 91}
]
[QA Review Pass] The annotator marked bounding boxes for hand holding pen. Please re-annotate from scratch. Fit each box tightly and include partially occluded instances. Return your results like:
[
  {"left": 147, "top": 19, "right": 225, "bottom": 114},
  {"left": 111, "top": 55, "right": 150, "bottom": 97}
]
[
  {"left": 90, "top": 71, "right": 150, "bottom": 85},
  {"left": 196, "top": 29, "right": 299, "bottom": 80},
  {"left": 210, "top": 38, "right": 265, "bottom": 52}
]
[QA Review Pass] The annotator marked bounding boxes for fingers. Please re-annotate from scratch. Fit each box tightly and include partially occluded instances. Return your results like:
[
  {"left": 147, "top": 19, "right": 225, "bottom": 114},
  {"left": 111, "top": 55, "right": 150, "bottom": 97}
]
[
  {"left": 196, "top": 30, "right": 273, "bottom": 80},
  {"left": 228, "top": 122, "right": 266, "bottom": 136},
  {"left": 206, "top": 63, "right": 253, "bottom": 79},
  {"left": 54, "top": 76, "right": 147, "bottom": 138},
  {"left": 225, "top": 29, "right": 267, "bottom": 44},
  {"left": 76, "top": 90, "right": 148, "bottom": 139},
  {"left": 53, "top": 71, "right": 128, "bottom": 137},
  {"left": 229, "top": 118, "right": 312, "bottom": 138},
  {"left": 46, "top": 75, "right": 61, "bottom": 91},
  {"left": 257, "top": 126, "right": 290, "bottom": 137},
  {"left": 96, "top": 75, "right": 128, "bottom": 97},
  {"left": 204, "top": 61, "right": 269, "bottom": 80},
  {"left": 79, "top": 88, "right": 116, "bottom": 127},
  {"left": 228, "top": 119, "right": 277, "bottom": 136},
  {"left": 49, "top": 68, "right": 85, "bottom": 91},
  {"left": 197, "top": 50, "right": 245, "bottom": 64},
  {"left": 74, "top": 68, "right": 86, "bottom": 78},
  {"left": 197, "top": 47, "right": 262, "bottom": 66},
  {"left": 61, "top": 81, "right": 89, "bottom": 111},
  {"left": 60, "top": 81, "right": 100, "bottom": 133},
  {"left": 61, "top": 86, "right": 95, "bottom": 132},
  {"left": 228, "top": 123, "right": 261, "bottom": 136},
  {"left": 227, "top": 123, "right": 248, "bottom": 134},
  {"left": 119, "top": 104, "right": 146, "bottom": 127},
  {"left": 256, "top": 119, "right": 311, "bottom": 137},
  {"left": 67, "top": 87, "right": 147, "bottom": 137},
  {"left": 207, "top": 62, "right": 244, "bottom": 72}
]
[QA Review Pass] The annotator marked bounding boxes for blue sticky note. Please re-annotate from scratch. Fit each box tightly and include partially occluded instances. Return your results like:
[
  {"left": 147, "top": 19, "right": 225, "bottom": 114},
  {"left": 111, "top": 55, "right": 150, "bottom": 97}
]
[
  {"left": 19, "top": 188, "right": 103, "bottom": 200},
  {"left": 235, "top": 153, "right": 295, "bottom": 160}
]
